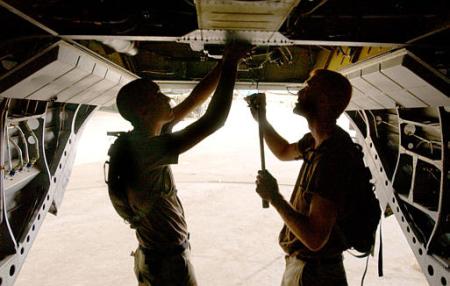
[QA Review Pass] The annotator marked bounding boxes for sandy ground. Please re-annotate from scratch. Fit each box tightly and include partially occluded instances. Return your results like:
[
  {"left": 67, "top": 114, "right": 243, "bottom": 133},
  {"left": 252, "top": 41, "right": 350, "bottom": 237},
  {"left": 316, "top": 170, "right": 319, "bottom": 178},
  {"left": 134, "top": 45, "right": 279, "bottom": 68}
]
[{"left": 15, "top": 99, "right": 427, "bottom": 286}]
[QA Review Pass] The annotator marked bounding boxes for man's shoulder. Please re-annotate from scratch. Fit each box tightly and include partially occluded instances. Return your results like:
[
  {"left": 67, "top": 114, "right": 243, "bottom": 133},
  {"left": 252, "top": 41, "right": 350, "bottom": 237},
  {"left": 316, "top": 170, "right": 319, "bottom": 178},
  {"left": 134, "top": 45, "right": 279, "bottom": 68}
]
[
  {"left": 127, "top": 132, "right": 165, "bottom": 153},
  {"left": 298, "top": 132, "right": 315, "bottom": 154},
  {"left": 314, "top": 129, "right": 357, "bottom": 170},
  {"left": 319, "top": 127, "right": 354, "bottom": 154},
  {"left": 108, "top": 131, "right": 131, "bottom": 157},
  {"left": 128, "top": 131, "right": 180, "bottom": 167}
]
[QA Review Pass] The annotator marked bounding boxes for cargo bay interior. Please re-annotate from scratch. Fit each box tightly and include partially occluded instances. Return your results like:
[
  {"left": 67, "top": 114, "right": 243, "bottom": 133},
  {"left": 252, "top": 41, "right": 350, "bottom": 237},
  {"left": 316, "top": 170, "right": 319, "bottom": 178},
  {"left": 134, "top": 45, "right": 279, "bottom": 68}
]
[{"left": 0, "top": 1, "right": 448, "bottom": 285}]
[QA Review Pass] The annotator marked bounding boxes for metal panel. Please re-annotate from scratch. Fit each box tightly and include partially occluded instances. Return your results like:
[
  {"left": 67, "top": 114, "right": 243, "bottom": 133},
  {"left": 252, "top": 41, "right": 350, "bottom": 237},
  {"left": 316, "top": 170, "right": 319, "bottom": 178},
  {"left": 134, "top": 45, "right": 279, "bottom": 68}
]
[
  {"left": 340, "top": 49, "right": 449, "bottom": 110},
  {"left": 349, "top": 75, "right": 396, "bottom": 109},
  {"left": 88, "top": 75, "right": 135, "bottom": 106},
  {"left": 345, "top": 101, "right": 359, "bottom": 111},
  {"left": 381, "top": 57, "right": 450, "bottom": 106},
  {"left": 352, "top": 87, "right": 384, "bottom": 109},
  {"left": 87, "top": 83, "right": 121, "bottom": 106},
  {"left": 0, "top": 45, "right": 79, "bottom": 99},
  {"left": 28, "top": 55, "right": 96, "bottom": 101},
  {"left": 0, "top": 41, "right": 138, "bottom": 106},
  {"left": 56, "top": 64, "right": 108, "bottom": 103},
  {"left": 178, "top": 30, "right": 292, "bottom": 50},
  {"left": 195, "top": 0, "right": 300, "bottom": 31},
  {"left": 4, "top": 167, "right": 40, "bottom": 208},
  {"left": 67, "top": 68, "right": 121, "bottom": 104},
  {"left": 385, "top": 89, "right": 426, "bottom": 108},
  {"left": 361, "top": 65, "right": 426, "bottom": 108}
]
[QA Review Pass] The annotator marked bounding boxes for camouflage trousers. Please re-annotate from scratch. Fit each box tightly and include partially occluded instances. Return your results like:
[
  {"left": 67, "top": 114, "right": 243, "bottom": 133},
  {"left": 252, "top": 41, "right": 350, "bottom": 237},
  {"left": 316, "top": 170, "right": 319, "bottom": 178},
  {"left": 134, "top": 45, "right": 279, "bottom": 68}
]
[
  {"left": 133, "top": 246, "right": 198, "bottom": 286},
  {"left": 281, "top": 255, "right": 348, "bottom": 286}
]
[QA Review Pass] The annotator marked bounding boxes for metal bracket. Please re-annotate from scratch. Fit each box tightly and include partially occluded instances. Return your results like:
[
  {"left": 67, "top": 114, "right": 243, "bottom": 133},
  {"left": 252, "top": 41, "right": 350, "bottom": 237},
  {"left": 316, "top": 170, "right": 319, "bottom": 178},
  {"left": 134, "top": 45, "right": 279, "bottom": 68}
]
[{"left": 178, "top": 29, "right": 293, "bottom": 51}]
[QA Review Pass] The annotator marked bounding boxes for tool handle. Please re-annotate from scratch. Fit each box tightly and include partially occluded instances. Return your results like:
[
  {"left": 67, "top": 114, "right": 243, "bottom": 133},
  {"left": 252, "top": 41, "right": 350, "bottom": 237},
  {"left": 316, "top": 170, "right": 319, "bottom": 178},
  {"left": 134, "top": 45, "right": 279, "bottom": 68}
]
[{"left": 257, "top": 106, "right": 269, "bottom": 209}]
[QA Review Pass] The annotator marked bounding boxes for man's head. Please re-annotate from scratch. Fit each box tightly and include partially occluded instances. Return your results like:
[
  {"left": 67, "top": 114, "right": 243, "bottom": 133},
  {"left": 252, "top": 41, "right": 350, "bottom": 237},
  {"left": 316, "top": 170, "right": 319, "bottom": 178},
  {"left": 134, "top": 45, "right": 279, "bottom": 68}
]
[
  {"left": 116, "top": 78, "right": 174, "bottom": 127},
  {"left": 294, "top": 69, "right": 352, "bottom": 121}
]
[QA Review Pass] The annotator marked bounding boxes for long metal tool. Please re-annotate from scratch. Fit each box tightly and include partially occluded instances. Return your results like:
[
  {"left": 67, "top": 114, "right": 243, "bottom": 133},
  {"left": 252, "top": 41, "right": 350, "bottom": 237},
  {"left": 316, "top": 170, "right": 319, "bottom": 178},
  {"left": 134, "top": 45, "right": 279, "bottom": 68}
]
[{"left": 256, "top": 94, "right": 269, "bottom": 209}]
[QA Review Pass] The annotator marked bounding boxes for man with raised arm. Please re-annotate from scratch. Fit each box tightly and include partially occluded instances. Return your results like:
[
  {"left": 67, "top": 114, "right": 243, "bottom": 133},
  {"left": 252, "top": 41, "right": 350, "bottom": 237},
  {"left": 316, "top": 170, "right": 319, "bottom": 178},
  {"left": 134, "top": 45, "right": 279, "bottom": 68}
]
[{"left": 108, "top": 44, "right": 248, "bottom": 286}]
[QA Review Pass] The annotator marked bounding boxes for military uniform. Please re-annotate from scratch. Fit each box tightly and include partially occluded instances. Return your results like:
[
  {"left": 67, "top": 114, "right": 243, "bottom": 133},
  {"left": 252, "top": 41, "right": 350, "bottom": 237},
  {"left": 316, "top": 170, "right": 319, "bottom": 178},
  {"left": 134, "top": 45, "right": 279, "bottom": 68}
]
[
  {"left": 279, "top": 127, "right": 356, "bottom": 286},
  {"left": 108, "top": 127, "right": 197, "bottom": 286}
]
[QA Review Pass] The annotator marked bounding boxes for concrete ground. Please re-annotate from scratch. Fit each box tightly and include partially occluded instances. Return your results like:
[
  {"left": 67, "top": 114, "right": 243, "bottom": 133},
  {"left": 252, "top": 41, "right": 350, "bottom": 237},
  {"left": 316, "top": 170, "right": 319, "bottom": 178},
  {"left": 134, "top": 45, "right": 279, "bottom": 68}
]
[{"left": 15, "top": 100, "right": 427, "bottom": 286}]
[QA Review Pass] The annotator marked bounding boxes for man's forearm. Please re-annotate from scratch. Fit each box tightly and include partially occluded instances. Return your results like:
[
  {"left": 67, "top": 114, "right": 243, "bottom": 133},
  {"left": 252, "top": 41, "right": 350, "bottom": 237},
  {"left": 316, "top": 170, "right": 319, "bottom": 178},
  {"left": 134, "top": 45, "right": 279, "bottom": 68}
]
[
  {"left": 201, "top": 61, "right": 238, "bottom": 128},
  {"left": 259, "top": 118, "right": 291, "bottom": 160},
  {"left": 172, "top": 62, "right": 222, "bottom": 122},
  {"left": 271, "top": 194, "right": 321, "bottom": 251},
  {"left": 167, "top": 60, "right": 239, "bottom": 154},
  {"left": 190, "top": 61, "right": 222, "bottom": 101}
]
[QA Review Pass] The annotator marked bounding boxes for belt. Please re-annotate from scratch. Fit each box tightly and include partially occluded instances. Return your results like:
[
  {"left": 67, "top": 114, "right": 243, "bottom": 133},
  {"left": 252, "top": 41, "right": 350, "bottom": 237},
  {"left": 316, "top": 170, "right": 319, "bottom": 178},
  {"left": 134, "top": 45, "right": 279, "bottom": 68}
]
[
  {"left": 295, "top": 254, "right": 343, "bottom": 265},
  {"left": 141, "top": 239, "right": 189, "bottom": 258}
]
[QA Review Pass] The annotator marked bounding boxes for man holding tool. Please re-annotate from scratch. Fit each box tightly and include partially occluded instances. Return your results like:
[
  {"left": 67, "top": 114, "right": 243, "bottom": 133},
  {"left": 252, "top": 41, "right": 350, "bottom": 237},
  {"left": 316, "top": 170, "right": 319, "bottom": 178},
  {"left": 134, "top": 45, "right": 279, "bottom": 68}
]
[
  {"left": 247, "top": 69, "right": 355, "bottom": 285},
  {"left": 245, "top": 92, "right": 269, "bottom": 208}
]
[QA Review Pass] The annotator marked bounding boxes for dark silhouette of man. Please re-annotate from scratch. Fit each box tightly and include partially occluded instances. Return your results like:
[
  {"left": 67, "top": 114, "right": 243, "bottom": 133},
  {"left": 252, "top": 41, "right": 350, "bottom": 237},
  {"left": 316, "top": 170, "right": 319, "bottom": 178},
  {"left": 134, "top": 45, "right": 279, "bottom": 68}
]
[
  {"left": 249, "top": 69, "right": 354, "bottom": 286},
  {"left": 109, "top": 44, "right": 248, "bottom": 286}
]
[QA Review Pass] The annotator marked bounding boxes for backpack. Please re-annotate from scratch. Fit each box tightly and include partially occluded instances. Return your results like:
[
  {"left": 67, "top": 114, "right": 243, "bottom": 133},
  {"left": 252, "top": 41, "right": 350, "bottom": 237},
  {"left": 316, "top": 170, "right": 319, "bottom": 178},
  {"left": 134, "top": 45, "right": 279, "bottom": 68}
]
[
  {"left": 338, "top": 143, "right": 382, "bottom": 256},
  {"left": 104, "top": 131, "right": 140, "bottom": 228}
]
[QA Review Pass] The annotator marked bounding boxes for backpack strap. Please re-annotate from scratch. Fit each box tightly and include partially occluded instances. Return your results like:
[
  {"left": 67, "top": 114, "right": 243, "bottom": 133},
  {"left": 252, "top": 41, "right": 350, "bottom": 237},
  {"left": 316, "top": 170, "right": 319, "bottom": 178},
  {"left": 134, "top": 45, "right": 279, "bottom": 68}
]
[
  {"left": 357, "top": 221, "right": 384, "bottom": 286},
  {"left": 353, "top": 142, "right": 384, "bottom": 278},
  {"left": 378, "top": 218, "right": 384, "bottom": 277}
]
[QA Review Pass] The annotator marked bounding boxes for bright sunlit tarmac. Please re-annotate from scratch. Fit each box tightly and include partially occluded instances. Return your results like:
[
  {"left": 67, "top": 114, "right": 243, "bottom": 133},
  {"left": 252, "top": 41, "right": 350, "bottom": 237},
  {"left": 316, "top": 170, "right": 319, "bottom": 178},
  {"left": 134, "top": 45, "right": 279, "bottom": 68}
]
[{"left": 15, "top": 97, "right": 427, "bottom": 286}]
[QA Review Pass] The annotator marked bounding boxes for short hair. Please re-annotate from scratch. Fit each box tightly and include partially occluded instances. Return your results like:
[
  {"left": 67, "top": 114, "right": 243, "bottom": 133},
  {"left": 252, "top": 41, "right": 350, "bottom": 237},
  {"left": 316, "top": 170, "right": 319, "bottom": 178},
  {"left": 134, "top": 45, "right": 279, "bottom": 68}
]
[
  {"left": 311, "top": 69, "right": 353, "bottom": 119},
  {"left": 116, "top": 78, "right": 158, "bottom": 124}
]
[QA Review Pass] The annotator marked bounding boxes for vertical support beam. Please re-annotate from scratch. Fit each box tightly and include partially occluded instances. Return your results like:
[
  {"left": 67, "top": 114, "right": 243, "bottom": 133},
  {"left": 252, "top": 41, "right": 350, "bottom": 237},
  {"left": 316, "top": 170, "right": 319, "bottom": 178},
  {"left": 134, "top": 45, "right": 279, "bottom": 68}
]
[
  {"left": 427, "top": 107, "right": 449, "bottom": 253},
  {"left": 0, "top": 100, "right": 96, "bottom": 285},
  {"left": 0, "top": 98, "right": 17, "bottom": 258}
]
